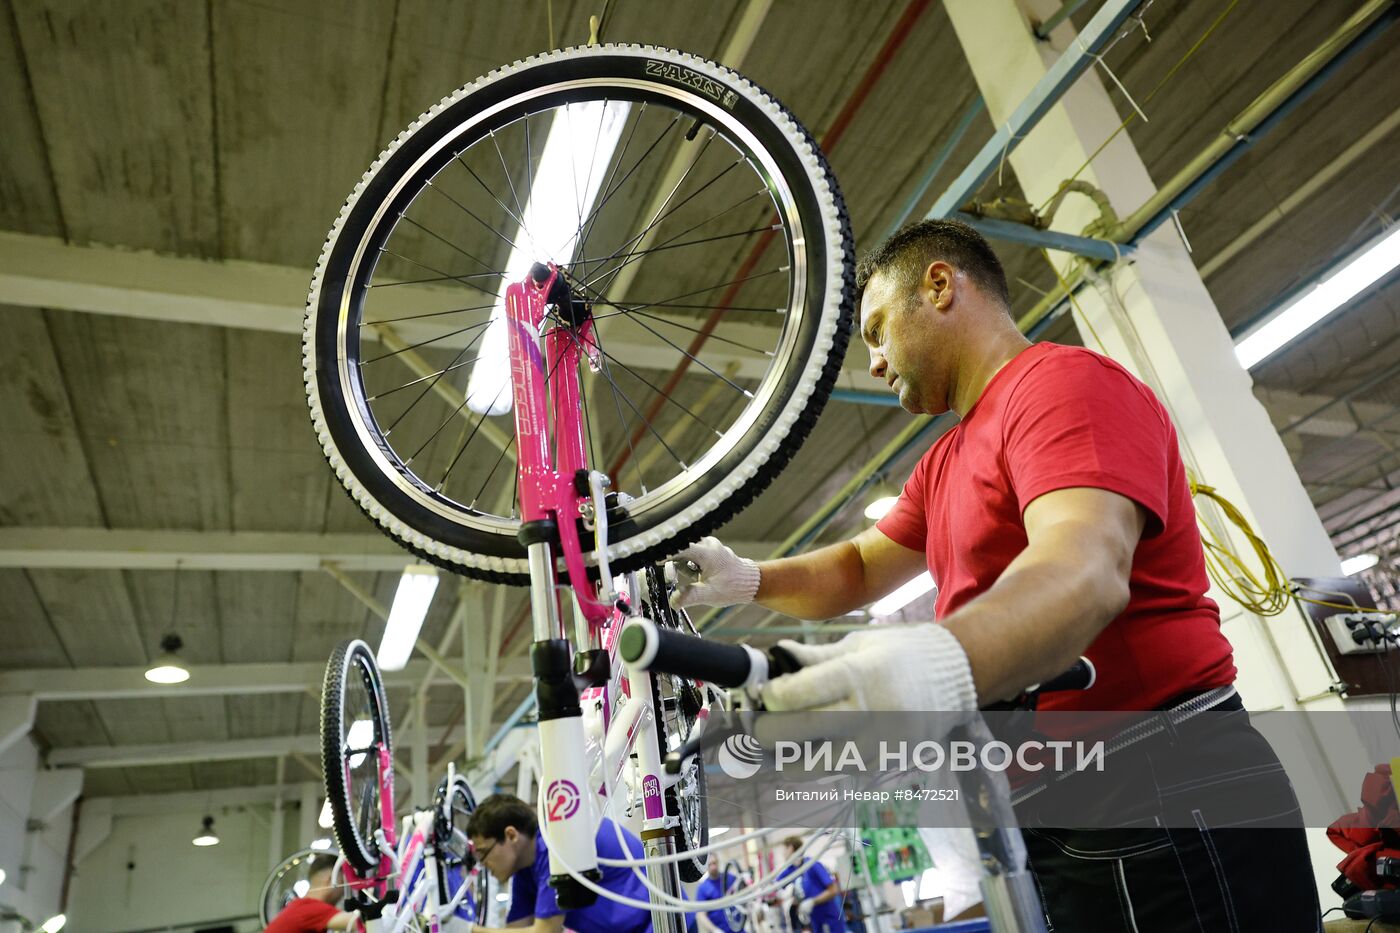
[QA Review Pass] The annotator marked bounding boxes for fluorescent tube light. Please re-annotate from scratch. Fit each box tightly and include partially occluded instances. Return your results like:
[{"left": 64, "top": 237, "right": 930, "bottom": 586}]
[
  {"left": 1236, "top": 226, "right": 1400, "bottom": 369},
  {"left": 376, "top": 565, "right": 440, "bottom": 671},
  {"left": 310, "top": 837, "right": 334, "bottom": 851},
  {"left": 41, "top": 916, "right": 66, "bottom": 933},
  {"left": 318, "top": 798, "right": 334, "bottom": 829},
  {"left": 864, "top": 496, "right": 899, "bottom": 521},
  {"left": 467, "top": 100, "right": 631, "bottom": 415},
  {"left": 1341, "top": 553, "right": 1379, "bottom": 576},
  {"left": 870, "top": 571, "right": 936, "bottom": 617},
  {"left": 346, "top": 719, "right": 376, "bottom": 769}
]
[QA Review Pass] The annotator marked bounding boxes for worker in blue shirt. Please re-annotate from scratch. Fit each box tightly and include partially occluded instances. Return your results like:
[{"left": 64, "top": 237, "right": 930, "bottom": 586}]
[
  {"left": 774, "top": 837, "right": 844, "bottom": 933},
  {"left": 465, "top": 792, "right": 694, "bottom": 933},
  {"left": 694, "top": 854, "right": 745, "bottom": 933}
]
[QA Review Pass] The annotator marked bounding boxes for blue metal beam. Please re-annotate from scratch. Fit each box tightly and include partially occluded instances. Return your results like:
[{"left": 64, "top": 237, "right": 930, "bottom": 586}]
[
  {"left": 831, "top": 388, "right": 902, "bottom": 407},
  {"left": 955, "top": 211, "right": 1130, "bottom": 262},
  {"left": 928, "top": 0, "right": 1147, "bottom": 219}
]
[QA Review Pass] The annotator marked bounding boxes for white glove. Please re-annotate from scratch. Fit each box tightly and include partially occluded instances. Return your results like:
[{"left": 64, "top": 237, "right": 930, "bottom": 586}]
[
  {"left": 797, "top": 898, "right": 816, "bottom": 924},
  {"left": 761, "top": 624, "right": 977, "bottom": 713},
  {"left": 668, "top": 537, "right": 760, "bottom": 609}
]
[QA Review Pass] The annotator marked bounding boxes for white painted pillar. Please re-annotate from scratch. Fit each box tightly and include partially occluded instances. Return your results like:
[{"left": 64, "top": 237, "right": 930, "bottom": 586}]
[
  {"left": 412, "top": 689, "right": 429, "bottom": 803},
  {"left": 943, "top": 0, "right": 1363, "bottom": 909},
  {"left": 298, "top": 783, "right": 318, "bottom": 848},
  {"left": 269, "top": 757, "right": 286, "bottom": 869},
  {"left": 0, "top": 694, "right": 36, "bottom": 757}
]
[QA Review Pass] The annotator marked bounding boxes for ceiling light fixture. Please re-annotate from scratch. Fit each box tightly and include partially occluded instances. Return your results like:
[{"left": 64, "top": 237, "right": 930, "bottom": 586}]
[
  {"left": 144, "top": 633, "right": 190, "bottom": 684},
  {"left": 318, "top": 799, "right": 334, "bottom": 829},
  {"left": 466, "top": 100, "right": 632, "bottom": 415},
  {"left": 310, "top": 838, "right": 334, "bottom": 851},
  {"left": 376, "top": 565, "right": 440, "bottom": 671},
  {"left": 1341, "top": 553, "right": 1380, "bottom": 576},
  {"left": 40, "top": 916, "right": 66, "bottom": 933},
  {"left": 192, "top": 815, "right": 220, "bottom": 847},
  {"left": 870, "top": 571, "right": 936, "bottom": 617},
  {"left": 864, "top": 496, "right": 900, "bottom": 521},
  {"left": 1235, "top": 226, "right": 1400, "bottom": 370},
  {"left": 346, "top": 719, "right": 376, "bottom": 769}
]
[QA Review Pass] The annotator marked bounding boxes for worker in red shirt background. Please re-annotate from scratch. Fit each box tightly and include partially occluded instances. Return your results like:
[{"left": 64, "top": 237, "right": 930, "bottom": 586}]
[
  {"left": 671, "top": 219, "right": 1321, "bottom": 931},
  {"left": 265, "top": 855, "right": 360, "bottom": 933}
]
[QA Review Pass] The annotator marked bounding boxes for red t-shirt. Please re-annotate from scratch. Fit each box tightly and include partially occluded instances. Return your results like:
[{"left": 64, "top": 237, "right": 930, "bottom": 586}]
[
  {"left": 876, "top": 343, "right": 1236, "bottom": 712},
  {"left": 265, "top": 897, "right": 340, "bottom": 933}
]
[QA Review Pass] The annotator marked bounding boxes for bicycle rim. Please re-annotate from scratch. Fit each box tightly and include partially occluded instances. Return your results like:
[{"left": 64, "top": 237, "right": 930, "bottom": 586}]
[{"left": 306, "top": 45, "right": 852, "bottom": 583}]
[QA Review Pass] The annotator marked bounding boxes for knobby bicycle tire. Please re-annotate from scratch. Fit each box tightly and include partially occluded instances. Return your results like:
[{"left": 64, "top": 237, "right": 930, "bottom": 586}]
[
  {"left": 304, "top": 44, "right": 854, "bottom": 584},
  {"left": 321, "top": 638, "right": 394, "bottom": 875}
]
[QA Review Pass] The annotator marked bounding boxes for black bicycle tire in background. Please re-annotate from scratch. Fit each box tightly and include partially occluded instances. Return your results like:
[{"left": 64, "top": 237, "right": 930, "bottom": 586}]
[
  {"left": 321, "top": 639, "right": 394, "bottom": 876},
  {"left": 304, "top": 44, "right": 854, "bottom": 585},
  {"left": 644, "top": 565, "right": 708, "bottom": 882},
  {"left": 722, "top": 860, "right": 749, "bottom": 932}
]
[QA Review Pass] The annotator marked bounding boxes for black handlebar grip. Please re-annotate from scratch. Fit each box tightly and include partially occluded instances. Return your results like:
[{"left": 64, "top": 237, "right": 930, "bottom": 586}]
[
  {"left": 1038, "top": 657, "right": 1096, "bottom": 694},
  {"left": 619, "top": 619, "right": 758, "bottom": 689}
]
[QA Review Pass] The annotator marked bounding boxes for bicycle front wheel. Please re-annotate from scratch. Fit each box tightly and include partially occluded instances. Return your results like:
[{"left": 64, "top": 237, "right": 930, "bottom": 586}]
[
  {"left": 321, "top": 639, "right": 394, "bottom": 876},
  {"left": 305, "top": 44, "right": 853, "bottom": 584}
]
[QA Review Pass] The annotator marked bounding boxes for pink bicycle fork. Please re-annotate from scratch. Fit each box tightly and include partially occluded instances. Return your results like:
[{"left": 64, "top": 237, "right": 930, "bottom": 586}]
[{"left": 505, "top": 266, "right": 685, "bottom": 933}]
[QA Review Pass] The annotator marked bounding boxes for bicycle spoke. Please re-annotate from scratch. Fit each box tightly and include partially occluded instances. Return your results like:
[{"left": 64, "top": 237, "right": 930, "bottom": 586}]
[
  {"left": 558, "top": 323, "right": 654, "bottom": 492},
  {"left": 590, "top": 300, "right": 780, "bottom": 315},
  {"left": 488, "top": 129, "right": 527, "bottom": 236},
  {"left": 424, "top": 179, "right": 526, "bottom": 256},
  {"left": 456, "top": 154, "right": 531, "bottom": 233},
  {"left": 362, "top": 301, "right": 498, "bottom": 328},
  {"left": 382, "top": 322, "right": 491, "bottom": 435},
  {"left": 592, "top": 307, "right": 775, "bottom": 357},
  {"left": 359, "top": 315, "right": 495, "bottom": 365},
  {"left": 574, "top": 102, "right": 647, "bottom": 264},
  {"left": 569, "top": 265, "right": 788, "bottom": 323},
  {"left": 586, "top": 224, "right": 776, "bottom": 297},
  {"left": 399, "top": 213, "right": 502, "bottom": 274},
  {"left": 584, "top": 189, "right": 773, "bottom": 296},
  {"left": 617, "top": 311, "right": 754, "bottom": 397},
  {"left": 577, "top": 148, "right": 740, "bottom": 282},
  {"left": 378, "top": 248, "right": 501, "bottom": 301},
  {"left": 567, "top": 111, "right": 682, "bottom": 256},
  {"left": 593, "top": 343, "right": 724, "bottom": 437},
  {"left": 367, "top": 355, "right": 482, "bottom": 401},
  {"left": 582, "top": 329, "right": 690, "bottom": 470},
  {"left": 468, "top": 432, "right": 518, "bottom": 509},
  {"left": 368, "top": 271, "right": 504, "bottom": 288},
  {"left": 435, "top": 380, "right": 511, "bottom": 490},
  {"left": 573, "top": 98, "right": 613, "bottom": 266}
]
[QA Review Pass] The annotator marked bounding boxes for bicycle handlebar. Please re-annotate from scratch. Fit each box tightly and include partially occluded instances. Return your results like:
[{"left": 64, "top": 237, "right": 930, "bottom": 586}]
[
  {"left": 618, "top": 617, "right": 801, "bottom": 690},
  {"left": 620, "top": 616, "right": 1095, "bottom": 704}
]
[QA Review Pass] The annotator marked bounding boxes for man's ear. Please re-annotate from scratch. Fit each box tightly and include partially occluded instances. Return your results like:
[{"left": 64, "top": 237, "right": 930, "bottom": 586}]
[
  {"left": 504, "top": 825, "right": 517, "bottom": 843},
  {"left": 924, "top": 261, "right": 954, "bottom": 310}
]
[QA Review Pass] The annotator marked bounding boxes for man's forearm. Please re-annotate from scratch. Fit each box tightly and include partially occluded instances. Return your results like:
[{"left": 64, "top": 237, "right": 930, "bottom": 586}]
[
  {"left": 943, "top": 521, "right": 1132, "bottom": 703},
  {"left": 755, "top": 541, "right": 866, "bottom": 620}
]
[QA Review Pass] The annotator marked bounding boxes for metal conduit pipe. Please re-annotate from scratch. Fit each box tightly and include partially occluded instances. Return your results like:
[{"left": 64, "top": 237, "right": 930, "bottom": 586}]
[{"left": 1016, "top": 0, "right": 1399, "bottom": 331}]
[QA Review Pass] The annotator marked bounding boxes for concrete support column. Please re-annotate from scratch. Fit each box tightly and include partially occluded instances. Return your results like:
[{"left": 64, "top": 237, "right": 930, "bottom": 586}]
[
  {"left": 269, "top": 756, "right": 286, "bottom": 870},
  {"left": 412, "top": 689, "right": 428, "bottom": 805},
  {"left": 298, "top": 783, "right": 318, "bottom": 848},
  {"left": 944, "top": 0, "right": 1361, "bottom": 909}
]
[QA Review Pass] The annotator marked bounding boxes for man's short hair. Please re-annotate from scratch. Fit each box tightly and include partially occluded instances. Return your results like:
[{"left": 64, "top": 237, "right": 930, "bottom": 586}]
[
  {"left": 307, "top": 853, "right": 337, "bottom": 878},
  {"left": 855, "top": 219, "right": 1011, "bottom": 309},
  {"left": 782, "top": 835, "right": 804, "bottom": 851},
  {"left": 466, "top": 793, "right": 538, "bottom": 841}
]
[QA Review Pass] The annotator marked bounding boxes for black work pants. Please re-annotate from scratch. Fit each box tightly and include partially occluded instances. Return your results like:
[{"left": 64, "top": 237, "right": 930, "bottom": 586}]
[{"left": 1018, "top": 693, "right": 1323, "bottom": 932}]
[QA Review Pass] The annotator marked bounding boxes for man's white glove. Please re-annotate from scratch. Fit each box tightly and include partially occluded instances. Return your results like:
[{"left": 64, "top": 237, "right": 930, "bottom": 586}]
[
  {"left": 797, "top": 898, "right": 816, "bottom": 924},
  {"left": 668, "top": 537, "right": 760, "bottom": 609},
  {"left": 761, "top": 623, "right": 978, "bottom": 713}
]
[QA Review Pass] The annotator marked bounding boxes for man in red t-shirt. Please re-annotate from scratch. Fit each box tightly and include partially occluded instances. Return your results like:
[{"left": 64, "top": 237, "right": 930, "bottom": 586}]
[
  {"left": 672, "top": 220, "right": 1320, "bottom": 930},
  {"left": 265, "top": 855, "right": 360, "bottom": 933}
]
